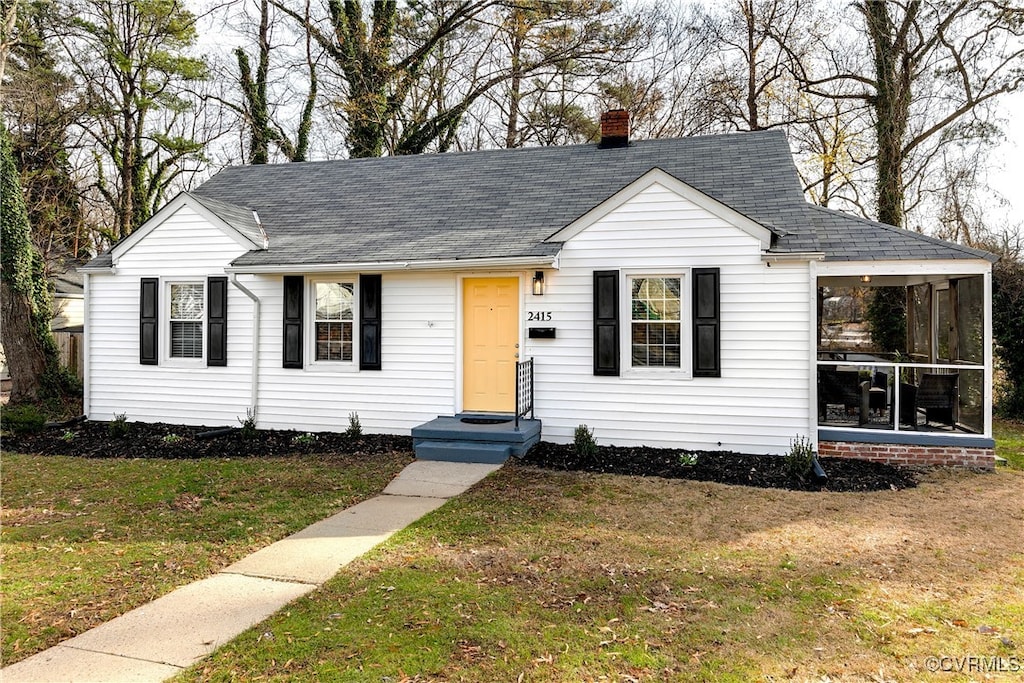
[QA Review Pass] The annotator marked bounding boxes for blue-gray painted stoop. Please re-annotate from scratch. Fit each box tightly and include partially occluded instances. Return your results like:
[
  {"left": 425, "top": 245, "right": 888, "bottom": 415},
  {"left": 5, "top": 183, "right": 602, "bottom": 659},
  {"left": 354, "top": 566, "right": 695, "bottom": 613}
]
[{"left": 412, "top": 414, "right": 542, "bottom": 464}]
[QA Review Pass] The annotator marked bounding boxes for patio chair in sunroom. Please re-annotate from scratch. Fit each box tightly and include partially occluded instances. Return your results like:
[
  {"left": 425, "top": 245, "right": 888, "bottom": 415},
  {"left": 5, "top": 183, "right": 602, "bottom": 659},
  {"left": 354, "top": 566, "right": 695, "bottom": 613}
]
[{"left": 901, "top": 372, "right": 959, "bottom": 430}]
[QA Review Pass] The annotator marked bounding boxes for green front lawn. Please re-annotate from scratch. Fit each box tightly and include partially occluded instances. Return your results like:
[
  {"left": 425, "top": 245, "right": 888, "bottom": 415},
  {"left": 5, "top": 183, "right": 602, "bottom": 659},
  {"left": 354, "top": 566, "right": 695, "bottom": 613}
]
[
  {"left": 995, "top": 418, "right": 1024, "bottom": 469},
  {"left": 183, "top": 463, "right": 1024, "bottom": 682},
  {"left": 0, "top": 450, "right": 412, "bottom": 664},
  {"left": 6, "top": 421, "right": 1022, "bottom": 676}
]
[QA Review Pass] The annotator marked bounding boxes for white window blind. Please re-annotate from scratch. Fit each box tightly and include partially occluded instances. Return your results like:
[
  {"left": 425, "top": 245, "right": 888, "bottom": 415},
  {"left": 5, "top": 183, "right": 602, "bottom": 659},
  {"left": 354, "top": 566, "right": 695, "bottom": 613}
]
[
  {"left": 170, "top": 283, "right": 204, "bottom": 359},
  {"left": 314, "top": 282, "right": 354, "bottom": 361}
]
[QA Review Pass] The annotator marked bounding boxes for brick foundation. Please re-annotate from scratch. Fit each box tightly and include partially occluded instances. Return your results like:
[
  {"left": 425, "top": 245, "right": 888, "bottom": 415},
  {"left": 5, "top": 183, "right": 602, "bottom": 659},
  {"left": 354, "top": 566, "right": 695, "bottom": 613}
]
[{"left": 818, "top": 440, "right": 995, "bottom": 470}]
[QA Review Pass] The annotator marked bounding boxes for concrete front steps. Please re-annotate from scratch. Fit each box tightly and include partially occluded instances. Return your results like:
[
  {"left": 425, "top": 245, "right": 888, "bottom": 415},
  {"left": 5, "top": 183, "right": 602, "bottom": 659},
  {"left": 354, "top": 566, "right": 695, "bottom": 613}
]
[{"left": 412, "top": 414, "right": 541, "bottom": 464}]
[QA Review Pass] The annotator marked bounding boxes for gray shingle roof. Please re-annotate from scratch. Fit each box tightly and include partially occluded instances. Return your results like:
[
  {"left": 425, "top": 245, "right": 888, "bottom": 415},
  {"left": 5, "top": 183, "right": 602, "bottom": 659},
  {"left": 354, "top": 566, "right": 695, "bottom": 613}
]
[
  {"left": 82, "top": 252, "right": 113, "bottom": 270},
  {"left": 187, "top": 192, "right": 266, "bottom": 248},
  {"left": 83, "top": 129, "right": 993, "bottom": 270},
  {"left": 194, "top": 130, "right": 818, "bottom": 268},
  {"left": 806, "top": 205, "right": 996, "bottom": 262}
]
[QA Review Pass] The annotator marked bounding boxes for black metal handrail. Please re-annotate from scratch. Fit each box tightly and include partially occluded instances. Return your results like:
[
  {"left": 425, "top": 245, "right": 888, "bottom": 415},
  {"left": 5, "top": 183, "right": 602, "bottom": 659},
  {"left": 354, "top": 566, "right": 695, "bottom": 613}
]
[{"left": 515, "top": 358, "right": 534, "bottom": 430}]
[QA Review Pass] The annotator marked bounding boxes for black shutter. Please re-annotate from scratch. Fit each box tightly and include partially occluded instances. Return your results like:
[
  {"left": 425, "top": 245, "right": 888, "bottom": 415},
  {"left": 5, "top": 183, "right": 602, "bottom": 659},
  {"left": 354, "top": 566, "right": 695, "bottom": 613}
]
[
  {"left": 692, "top": 267, "right": 721, "bottom": 377},
  {"left": 207, "top": 276, "right": 228, "bottom": 367},
  {"left": 360, "top": 274, "right": 382, "bottom": 370},
  {"left": 140, "top": 278, "right": 158, "bottom": 365},
  {"left": 282, "top": 275, "right": 304, "bottom": 369},
  {"left": 593, "top": 270, "right": 620, "bottom": 376}
]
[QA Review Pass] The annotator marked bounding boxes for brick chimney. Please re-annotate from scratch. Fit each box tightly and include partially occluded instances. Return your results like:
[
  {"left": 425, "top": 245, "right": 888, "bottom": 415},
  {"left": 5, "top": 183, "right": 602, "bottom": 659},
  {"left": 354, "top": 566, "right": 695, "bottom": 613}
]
[{"left": 599, "top": 109, "right": 630, "bottom": 148}]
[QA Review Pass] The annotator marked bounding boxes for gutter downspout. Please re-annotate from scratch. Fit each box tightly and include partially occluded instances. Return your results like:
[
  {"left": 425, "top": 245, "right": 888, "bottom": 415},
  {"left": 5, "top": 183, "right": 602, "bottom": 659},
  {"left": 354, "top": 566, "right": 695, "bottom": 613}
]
[
  {"left": 82, "top": 273, "right": 90, "bottom": 418},
  {"left": 229, "top": 274, "right": 260, "bottom": 419}
]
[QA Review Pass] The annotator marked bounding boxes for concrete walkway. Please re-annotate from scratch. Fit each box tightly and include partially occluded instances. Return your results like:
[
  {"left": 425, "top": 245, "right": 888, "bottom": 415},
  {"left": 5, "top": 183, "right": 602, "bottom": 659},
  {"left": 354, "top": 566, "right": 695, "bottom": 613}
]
[{"left": 1, "top": 460, "right": 501, "bottom": 683}]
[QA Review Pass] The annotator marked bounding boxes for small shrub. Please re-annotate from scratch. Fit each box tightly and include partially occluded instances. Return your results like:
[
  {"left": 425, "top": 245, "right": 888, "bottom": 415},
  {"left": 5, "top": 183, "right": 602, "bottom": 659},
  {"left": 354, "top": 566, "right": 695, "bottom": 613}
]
[
  {"left": 237, "top": 408, "right": 258, "bottom": 440},
  {"left": 784, "top": 435, "right": 816, "bottom": 479},
  {"left": 162, "top": 433, "right": 183, "bottom": 444},
  {"left": 678, "top": 452, "right": 699, "bottom": 467},
  {"left": 61, "top": 429, "right": 76, "bottom": 442},
  {"left": 108, "top": 412, "right": 130, "bottom": 438},
  {"left": 292, "top": 432, "right": 318, "bottom": 445},
  {"left": 574, "top": 424, "right": 598, "bottom": 460},
  {"left": 1, "top": 404, "right": 46, "bottom": 434},
  {"left": 345, "top": 411, "right": 362, "bottom": 438}
]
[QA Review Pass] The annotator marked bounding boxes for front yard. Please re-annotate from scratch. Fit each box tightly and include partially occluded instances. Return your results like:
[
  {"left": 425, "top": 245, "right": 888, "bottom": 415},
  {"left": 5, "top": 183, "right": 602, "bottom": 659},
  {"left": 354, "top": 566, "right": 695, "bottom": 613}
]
[
  {"left": 0, "top": 450, "right": 412, "bottom": 664},
  {"left": 184, "top": 462, "right": 1023, "bottom": 681},
  {"left": 3, "top": 420, "right": 1022, "bottom": 679}
]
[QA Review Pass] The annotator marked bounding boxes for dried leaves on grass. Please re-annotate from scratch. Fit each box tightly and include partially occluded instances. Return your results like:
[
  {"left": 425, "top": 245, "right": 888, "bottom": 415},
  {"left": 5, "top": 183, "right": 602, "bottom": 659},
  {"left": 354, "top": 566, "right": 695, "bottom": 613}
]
[{"left": 191, "top": 463, "right": 1024, "bottom": 682}]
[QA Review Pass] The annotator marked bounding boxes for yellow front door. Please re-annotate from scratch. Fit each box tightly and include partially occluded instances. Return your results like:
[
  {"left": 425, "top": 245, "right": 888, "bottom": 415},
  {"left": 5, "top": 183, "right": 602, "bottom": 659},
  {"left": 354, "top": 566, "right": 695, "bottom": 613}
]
[{"left": 463, "top": 277, "right": 519, "bottom": 412}]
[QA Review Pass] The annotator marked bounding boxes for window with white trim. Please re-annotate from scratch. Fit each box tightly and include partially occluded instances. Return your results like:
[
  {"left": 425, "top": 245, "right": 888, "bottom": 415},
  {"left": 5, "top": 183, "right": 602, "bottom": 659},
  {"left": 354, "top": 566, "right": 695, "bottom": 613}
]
[
  {"left": 629, "top": 275, "right": 682, "bottom": 368},
  {"left": 314, "top": 281, "right": 354, "bottom": 362},
  {"left": 169, "top": 282, "right": 204, "bottom": 359}
]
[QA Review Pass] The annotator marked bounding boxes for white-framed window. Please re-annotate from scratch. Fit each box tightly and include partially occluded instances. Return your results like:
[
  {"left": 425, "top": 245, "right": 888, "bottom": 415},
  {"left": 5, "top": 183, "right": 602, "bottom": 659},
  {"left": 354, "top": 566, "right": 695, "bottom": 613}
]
[
  {"left": 313, "top": 280, "right": 355, "bottom": 363},
  {"left": 168, "top": 281, "right": 204, "bottom": 360},
  {"left": 626, "top": 274, "right": 685, "bottom": 371}
]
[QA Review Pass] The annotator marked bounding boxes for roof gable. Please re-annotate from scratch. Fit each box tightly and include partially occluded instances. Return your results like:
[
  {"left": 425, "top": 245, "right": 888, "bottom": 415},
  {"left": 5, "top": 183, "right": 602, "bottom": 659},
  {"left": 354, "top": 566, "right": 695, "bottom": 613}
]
[
  {"left": 547, "top": 168, "right": 774, "bottom": 250},
  {"left": 188, "top": 193, "right": 268, "bottom": 249},
  {"left": 104, "top": 192, "right": 266, "bottom": 266}
]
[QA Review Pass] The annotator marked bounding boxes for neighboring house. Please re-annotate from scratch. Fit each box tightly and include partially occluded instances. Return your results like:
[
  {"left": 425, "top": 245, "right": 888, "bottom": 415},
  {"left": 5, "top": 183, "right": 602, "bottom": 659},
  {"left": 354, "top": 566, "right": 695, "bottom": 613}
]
[
  {"left": 51, "top": 269, "right": 85, "bottom": 379},
  {"left": 80, "top": 112, "right": 996, "bottom": 468}
]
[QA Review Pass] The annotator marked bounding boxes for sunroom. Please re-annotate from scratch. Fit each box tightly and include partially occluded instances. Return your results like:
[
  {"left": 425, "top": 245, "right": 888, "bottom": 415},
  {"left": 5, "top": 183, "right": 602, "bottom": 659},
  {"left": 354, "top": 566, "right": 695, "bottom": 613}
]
[{"left": 813, "top": 257, "right": 994, "bottom": 457}]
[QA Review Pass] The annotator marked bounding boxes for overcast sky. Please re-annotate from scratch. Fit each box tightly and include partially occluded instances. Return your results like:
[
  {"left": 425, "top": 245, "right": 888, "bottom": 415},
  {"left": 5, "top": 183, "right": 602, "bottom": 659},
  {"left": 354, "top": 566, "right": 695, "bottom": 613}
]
[{"left": 989, "top": 91, "right": 1024, "bottom": 235}]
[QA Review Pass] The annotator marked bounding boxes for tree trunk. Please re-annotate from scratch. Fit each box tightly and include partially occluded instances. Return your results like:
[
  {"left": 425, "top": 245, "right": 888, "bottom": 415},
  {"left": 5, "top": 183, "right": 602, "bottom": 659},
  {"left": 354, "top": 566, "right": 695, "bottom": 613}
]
[
  {"left": 0, "top": 279, "right": 48, "bottom": 402},
  {"left": 743, "top": 0, "right": 760, "bottom": 130},
  {"left": 293, "top": 0, "right": 317, "bottom": 162},
  {"left": 1, "top": 124, "right": 58, "bottom": 403},
  {"left": 505, "top": 12, "right": 525, "bottom": 148},
  {"left": 236, "top": 0, "right": 272, "bottom": 164},
  {"left": 865, "top": 0, "right": 914, "bottom": 229}
]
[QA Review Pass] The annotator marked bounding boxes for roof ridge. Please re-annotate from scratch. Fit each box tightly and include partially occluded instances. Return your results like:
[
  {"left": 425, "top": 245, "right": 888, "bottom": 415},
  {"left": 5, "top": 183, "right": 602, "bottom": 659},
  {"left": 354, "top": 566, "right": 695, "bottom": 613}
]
[
  {"left": 200, "top": 129, "right": 789, "bottom": 174},
  {"left": 806, "top": 204, "right": 996, "bottom": 262}
]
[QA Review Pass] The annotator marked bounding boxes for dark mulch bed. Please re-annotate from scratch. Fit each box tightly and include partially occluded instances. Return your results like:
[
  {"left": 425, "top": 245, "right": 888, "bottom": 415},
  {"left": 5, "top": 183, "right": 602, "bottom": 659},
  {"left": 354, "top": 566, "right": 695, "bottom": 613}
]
[
  {"left": 519, "top": 441, "right": 919, "bottom": 492},
  {"left": 5, "top": 419, "right": 917, "bottom": 492},
  {"left": 2, "top": 420, "right": 412, "bottom": 459}
]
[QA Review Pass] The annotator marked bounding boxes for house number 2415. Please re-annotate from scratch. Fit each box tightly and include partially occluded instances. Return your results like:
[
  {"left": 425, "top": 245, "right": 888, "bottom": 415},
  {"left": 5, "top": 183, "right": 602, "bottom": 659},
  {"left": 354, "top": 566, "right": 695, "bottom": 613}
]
[{"left": 527, "top": 311, "right": 552, "bottom": 322}]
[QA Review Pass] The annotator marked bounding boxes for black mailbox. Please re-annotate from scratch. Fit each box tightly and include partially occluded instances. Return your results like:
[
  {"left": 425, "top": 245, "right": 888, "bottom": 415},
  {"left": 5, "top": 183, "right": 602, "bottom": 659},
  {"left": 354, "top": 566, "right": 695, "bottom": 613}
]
[{"left": 528, "top": 327, "right": 556, "bottom": 339}]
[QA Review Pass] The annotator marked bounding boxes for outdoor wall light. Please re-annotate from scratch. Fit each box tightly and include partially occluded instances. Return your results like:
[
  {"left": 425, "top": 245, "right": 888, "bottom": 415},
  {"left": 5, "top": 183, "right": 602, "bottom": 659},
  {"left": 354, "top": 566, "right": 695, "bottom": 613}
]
[
  {"left": 532, "top": 270, "right": 545, "bottom": 295},
  {"left": 861, "top": 275, "right": 872, "bottom": 283}
]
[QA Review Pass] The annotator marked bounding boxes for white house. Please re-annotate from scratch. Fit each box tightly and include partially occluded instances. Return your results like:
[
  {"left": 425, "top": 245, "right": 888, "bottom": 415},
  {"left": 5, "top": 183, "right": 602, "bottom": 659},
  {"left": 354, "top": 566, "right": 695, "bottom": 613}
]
[{"left": 80, "top": 112, "right": 997, "bottom": 468}]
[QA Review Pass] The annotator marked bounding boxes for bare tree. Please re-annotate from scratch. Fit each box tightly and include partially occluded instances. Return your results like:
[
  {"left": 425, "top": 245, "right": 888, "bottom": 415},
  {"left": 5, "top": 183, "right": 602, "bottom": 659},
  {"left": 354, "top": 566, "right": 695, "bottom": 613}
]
[
  {"left": 484, "top": 0, "right": 631, "bottom": 148},
  {"left": 790, "top": 92, "right": 875, "bottom": 210},
  {"left": 701, "top": 0, "right": 813, "bottom": 131},
  {"left": 801, "top": 0, "right": 1024, "bottom": 229},
  {"left": 273, "top": 0, "right": 641, "bottom": 157},
  {"left": 232, "top": 0, "right": 319, "bottom": 163}
]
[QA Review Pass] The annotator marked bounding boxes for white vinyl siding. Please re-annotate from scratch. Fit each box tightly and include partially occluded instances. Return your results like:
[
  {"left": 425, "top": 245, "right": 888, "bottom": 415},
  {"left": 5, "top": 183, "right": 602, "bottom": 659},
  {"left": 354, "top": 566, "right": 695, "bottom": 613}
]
[
  {"left": 87, "top": 180, "right": 812, "bottom": 454},
  {"left": 254, "top": 271, "right": 456, "bottom": 433},
  {"left": 85, "top": 205, "right": 252, "bottom": 425},
  {"left": 523, "top": 181, "right": 810, "bottom": 455}
]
